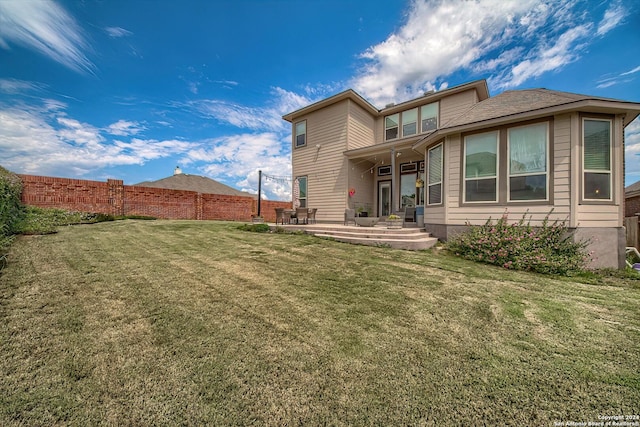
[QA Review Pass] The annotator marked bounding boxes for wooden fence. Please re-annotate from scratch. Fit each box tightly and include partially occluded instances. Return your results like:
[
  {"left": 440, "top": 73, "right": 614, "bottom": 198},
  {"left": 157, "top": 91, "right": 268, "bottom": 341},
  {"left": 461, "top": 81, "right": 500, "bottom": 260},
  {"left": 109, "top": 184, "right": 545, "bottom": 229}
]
[{"left": 625, "top": 216, "right": 638, "bottom": 249}]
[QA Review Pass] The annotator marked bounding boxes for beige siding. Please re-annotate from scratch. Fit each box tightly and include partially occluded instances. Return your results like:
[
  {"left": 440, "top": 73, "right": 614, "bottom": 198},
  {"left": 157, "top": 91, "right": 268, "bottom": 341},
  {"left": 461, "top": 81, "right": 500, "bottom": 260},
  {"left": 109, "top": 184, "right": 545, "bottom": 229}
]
[
  {"left": 551, "top": 115, "right": 571, "bottom": 217},
  {"left": 441, "top": 116, "right": 575, "bottom": 227},
  {"left": 440, "top": 90, "right": 479, "bottom": 125},
  {"left": 292, "top": 101, "right": 349, "bottom": 222},
  {"left": 347, "top": 100, "right": 376, "bottom": 150},
  {"left": 574, "top": 115, "right": 624, "bottom": 228}
]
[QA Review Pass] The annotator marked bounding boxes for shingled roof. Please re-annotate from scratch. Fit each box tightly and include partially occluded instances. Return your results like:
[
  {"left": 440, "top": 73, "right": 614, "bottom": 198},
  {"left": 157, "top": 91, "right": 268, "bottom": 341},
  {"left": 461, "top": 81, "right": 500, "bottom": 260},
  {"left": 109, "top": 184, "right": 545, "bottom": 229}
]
[
  {"left": 135, "top": 173, "right": 255, "bottom": 198},
  {"left": 414, "top": 88, "right": 640, "bottom": 151},
  {"left": 441, "top": 89, "right": 619, "bottom": 129}
]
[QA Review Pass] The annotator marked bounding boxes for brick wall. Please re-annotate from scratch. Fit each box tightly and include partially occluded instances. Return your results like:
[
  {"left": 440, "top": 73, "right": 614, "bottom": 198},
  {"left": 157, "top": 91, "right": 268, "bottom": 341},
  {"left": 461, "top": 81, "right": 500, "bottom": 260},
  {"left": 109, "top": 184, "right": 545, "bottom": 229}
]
[
  {"left": 625, "top": 195, "right": 640, "bottom": 218},
  {"left": 19, "top": 174, "right": 291, "bottom": 222}
]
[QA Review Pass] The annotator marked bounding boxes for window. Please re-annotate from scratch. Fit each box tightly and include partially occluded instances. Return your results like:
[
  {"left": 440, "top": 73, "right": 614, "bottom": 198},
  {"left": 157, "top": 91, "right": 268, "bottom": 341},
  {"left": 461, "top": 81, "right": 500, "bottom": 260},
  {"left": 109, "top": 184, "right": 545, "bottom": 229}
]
[
  {"left": 378, "top": 165, "right": 392, "bottom": 176},
  {"left": 295, "top": 121, "right": 306, "bottom": 148},
  {"left": 508, "top": 123, "right": 548, "bottom": 201},
  {"left": 427, "top": 143, "right": 443, "bottom": 205},
  {"left": 583, "top": 118, "right": 612, "bottom": 200},
  {"left": 296, "top": 176, "right": 307, "bottom": 208},
  {"left": 400, "top": 173, "right": 416, "bottom": 209},
  {"left": 400, "top": 162, "right": 417, "bottom": 173},
  {"left": 464, "top": 131, "right": 498, "bottom": 202},
  {"left": 421, "top": 102, "right": 438, "bottom": 132},
  {"left": 385, "top": 114, "right": 399, "bottom": 140},
  {"left": 402, "top": 108, "right": 418, "bottom": 137}
]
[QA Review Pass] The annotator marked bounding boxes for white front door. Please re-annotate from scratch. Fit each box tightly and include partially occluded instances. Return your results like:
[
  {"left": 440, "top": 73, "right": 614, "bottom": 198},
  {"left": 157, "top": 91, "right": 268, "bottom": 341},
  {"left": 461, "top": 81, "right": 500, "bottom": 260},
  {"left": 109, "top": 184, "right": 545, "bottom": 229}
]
[{"left": 378, "top": 181, "right": 391, "bottom": 217}]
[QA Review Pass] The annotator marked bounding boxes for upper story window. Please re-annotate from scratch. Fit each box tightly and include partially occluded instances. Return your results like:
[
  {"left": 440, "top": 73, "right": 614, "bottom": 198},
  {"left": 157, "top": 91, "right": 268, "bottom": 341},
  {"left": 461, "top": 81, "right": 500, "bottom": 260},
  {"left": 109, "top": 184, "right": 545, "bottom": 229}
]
[
  {"left": 384, "top": 101, "right": 439, "bottom": 141},
  {"left": 508, "top": 123, "right": 548, "bottom": 201},
  {"left": 421, "top": 102, "right": 438, "bottom": 132},
  {"left": 464, "top": 131, "right": 499, "bottom": 203},
  {"left": 402, "top": 108, "right": 418, "bottom": 137},
  {"left": 385, "top": 114, "right": 399, "bottom": 140},
  {"left": 295, "top": 121, "right": 306, "bottom": 148},
  {"left": 583, "top": 118, "right": 612, "bottom": 201}
]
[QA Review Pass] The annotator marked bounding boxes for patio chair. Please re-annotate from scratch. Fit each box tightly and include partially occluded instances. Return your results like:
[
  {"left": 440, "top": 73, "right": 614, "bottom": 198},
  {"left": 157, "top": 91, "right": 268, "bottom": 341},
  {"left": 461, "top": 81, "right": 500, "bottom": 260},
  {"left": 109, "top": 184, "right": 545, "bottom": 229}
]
[
  {"left": 295, "top": 207, "right": 308, "bottom": 224},
  {"left": 307, "top": 208, "right": 317, "bottom": 224},
  {"left": 344, "top": 208, "right": 356, "bottom": 226},
  {"left": 404, "top": 206, "right": 416, "bottom": 225},
  {"left": 275, "top": 208, "right": 287, "bottom": 225}
]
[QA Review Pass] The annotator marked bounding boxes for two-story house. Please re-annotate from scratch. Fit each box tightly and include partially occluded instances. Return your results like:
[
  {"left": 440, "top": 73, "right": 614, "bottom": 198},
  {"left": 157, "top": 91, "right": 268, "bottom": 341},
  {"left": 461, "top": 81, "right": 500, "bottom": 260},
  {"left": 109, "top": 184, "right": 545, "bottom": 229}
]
[{"left": 283, "top": 79, "right": 640, "bottom": 269}]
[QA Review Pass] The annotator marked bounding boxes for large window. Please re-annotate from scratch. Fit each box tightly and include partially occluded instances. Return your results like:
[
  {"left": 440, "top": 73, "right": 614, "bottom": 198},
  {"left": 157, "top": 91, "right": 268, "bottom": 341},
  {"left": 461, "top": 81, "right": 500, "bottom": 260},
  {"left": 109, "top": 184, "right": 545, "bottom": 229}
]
[
  {"left": 400, "top": 173, "right": 416, "bottom": 209},
  {"left": 296, "top": 176, "right": 307, "bottom": 208},
  {"left": 427, "top": 143, "right": 443, "bottom": 205},
  {"left": 464, "top": 131, "right": 498, "bottom": 202},
  {"left": 508, "top": 123, "right": 548, "bottom": 201},
  {"left": 295, "top": 121, "right": 306, "bottom": 148},
  {"left": 583, "top": 118, "right": 612, "bottom": 200},
  {"left": 385, "top": 114, "right": 399, "bottom": 140},
  {"left": 402, "top": 108, "right": 418, "bottom": 137},
  {"left": 421, "top": 102, "right": 438, "bottom": 132}
]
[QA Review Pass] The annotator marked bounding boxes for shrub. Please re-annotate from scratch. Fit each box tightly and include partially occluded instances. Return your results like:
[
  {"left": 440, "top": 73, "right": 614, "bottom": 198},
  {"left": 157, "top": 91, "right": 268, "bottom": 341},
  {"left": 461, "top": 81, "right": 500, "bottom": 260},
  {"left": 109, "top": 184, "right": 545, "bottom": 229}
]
[
  {"left": 0, "top": 166, "right": 24, "bottom": 236},
  {"left": 15, "top": 206, "right": 116, "bottom": 235},
  {"left": 237, "top": 223, "right": 271, "bottom": 233},
  {"left": 444, "top": 211, "right": 590, "bottom": 275}
]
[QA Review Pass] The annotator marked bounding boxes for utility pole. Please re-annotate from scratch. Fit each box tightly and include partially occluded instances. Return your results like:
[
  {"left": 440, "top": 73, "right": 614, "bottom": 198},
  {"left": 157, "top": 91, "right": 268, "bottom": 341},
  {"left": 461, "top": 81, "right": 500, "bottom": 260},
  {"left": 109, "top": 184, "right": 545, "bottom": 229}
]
[{"left": 257, "top": 170, "right": 262, "bottom": 217}]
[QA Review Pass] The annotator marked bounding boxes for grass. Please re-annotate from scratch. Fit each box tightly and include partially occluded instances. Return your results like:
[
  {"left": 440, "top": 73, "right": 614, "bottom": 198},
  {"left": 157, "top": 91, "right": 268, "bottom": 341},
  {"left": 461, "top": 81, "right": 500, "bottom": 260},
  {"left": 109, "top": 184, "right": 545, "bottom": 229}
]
[{"left": 0, "top": 220, "right": 639, "bottom": 425}]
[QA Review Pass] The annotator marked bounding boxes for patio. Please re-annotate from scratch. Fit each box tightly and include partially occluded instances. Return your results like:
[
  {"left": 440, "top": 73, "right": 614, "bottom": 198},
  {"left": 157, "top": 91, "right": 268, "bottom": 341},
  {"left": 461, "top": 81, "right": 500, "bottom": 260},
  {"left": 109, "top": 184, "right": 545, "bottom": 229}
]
[{"left": 268, "top": 222, "right": 437, "bottom": 250}]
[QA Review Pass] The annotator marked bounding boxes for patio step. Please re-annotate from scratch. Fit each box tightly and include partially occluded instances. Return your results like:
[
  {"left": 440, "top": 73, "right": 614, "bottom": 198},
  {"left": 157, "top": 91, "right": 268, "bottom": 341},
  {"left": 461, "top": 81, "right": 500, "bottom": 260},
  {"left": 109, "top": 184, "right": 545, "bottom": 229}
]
[{"left": 276, "top": 224, "right": 438, "bottom": 250}]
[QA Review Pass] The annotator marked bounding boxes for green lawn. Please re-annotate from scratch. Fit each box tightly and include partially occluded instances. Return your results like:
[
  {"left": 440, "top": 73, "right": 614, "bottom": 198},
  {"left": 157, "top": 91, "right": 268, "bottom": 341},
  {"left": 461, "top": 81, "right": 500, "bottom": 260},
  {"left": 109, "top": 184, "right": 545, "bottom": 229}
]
[{"left": 1, "top": 220, "right": 638, "bottom": 425}]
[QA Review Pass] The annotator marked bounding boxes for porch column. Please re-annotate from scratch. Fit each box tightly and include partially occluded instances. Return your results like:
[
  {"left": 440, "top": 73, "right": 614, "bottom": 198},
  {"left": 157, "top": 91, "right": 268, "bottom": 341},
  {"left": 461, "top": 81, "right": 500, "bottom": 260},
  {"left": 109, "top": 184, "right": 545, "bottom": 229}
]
[{"left": 390, "top": 147, "right": 397, "bottom": 212}]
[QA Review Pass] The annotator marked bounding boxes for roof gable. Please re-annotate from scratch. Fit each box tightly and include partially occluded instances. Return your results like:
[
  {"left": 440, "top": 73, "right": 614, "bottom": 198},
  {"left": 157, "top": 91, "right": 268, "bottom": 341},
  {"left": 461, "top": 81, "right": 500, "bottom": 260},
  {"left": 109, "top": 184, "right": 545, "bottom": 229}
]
[{"left": 135, "top": 174, "right": 253, "bottom": 197}]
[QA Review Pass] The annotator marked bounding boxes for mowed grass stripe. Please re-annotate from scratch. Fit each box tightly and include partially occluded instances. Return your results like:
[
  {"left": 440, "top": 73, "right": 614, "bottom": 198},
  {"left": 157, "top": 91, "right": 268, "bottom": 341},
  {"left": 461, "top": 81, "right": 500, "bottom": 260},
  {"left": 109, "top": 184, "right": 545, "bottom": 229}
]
[{"left": 0, "top": 220, "right": 638, "bottom": 425}]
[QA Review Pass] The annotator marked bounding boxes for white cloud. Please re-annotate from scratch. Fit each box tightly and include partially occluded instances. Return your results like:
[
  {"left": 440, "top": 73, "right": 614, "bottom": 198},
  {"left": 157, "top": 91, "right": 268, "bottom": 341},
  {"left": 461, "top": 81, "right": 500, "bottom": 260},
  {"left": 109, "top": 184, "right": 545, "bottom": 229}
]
[
  {"left": 596, "top": 65, "right": 640, "bottom": 89},
  {"left": 106, "top": 120, "right": 145, "bottom": 136},
  {"left": 0, "top": 78, "right": 42, "bottom": 94},
  {"left": 0, "top": 102, "right": 196, "bottom": 177},
  {"left": 352, "top": 0, "right": 629, "bottom": 105},
  {"left": 183, "top": 132, "right": 292, "bottom": 200},
  {"left": 105, "top": 26, "right": 132, "bottom": 38},
  {"left": 188, "top": 87, "right": 312, "bottom": 133},
  {"left": 0, "top": 0, "right": 94, "bottom": 73},
  {"left": 597, "top": 1, "right": 625, "bottom": 36}
]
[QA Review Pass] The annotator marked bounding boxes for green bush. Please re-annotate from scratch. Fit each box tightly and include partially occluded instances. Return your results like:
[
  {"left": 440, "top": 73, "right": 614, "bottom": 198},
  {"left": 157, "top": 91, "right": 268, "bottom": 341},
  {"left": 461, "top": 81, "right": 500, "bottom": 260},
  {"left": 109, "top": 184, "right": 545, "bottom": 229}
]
[
  {"left": 237, "top": 223, "right": 271, "bottom": 233},
  {"left": 0, "top": 166, "right": 24, "bottom": 236},
  {"left": 444, "top": 212, "right": 590, "bottom": 275},
  {"left": 16, "top": 206, "right": 115, "bottom": 235}
]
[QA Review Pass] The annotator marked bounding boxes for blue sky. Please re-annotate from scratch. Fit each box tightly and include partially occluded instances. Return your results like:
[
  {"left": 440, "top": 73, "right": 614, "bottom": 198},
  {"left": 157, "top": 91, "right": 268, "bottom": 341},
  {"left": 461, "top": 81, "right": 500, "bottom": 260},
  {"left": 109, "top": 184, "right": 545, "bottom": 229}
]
[{"left": 1, "top": 0, "right": 639, "bottom": 201}]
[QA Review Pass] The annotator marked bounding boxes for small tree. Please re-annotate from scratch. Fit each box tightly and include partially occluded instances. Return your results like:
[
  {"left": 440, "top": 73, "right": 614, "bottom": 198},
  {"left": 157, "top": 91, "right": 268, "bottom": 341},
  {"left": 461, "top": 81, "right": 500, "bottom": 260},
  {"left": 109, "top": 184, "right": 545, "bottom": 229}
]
[
  {"left": 445, "top": 211, "right": 590, "bottom": 275},
  {"left": 0, "top": 166, "right": 23, "bottom": 236}
]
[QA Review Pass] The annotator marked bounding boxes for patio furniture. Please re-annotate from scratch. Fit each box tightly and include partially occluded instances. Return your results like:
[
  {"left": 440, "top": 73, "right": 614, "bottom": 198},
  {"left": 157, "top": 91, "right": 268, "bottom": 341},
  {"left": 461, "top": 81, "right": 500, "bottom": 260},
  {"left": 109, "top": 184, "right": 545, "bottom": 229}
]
[
  {"left": 307, "top": 208, "right": 317, "bottom": 224},
  {"left": 275, "top": 208, "right": 288, "bottom": 225},
  {"left": 344, "top": 208, "right": 356, "bottom": 225},
  {"left": 404, "top": 207, "right": 416, "bottom": 225},
  {"left": 295, "top": 207, "right": 308, "bottom": 224}
]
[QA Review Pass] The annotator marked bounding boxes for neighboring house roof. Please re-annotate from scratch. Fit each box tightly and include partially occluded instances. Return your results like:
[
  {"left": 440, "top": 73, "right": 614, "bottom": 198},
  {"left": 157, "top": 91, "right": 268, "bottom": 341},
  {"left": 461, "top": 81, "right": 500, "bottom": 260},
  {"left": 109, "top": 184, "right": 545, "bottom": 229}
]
[
  {"left": 282, "top": 79, "right": 490, "bottom": 123},
  {"left": 625, "top": 180, "right": 640, "bottom": 198},
  {"left": 135, "top": 174, "right": 255, "bottom": 198},
  {"left": 414, "top": 88, "right": 640, "bottom": 151}
]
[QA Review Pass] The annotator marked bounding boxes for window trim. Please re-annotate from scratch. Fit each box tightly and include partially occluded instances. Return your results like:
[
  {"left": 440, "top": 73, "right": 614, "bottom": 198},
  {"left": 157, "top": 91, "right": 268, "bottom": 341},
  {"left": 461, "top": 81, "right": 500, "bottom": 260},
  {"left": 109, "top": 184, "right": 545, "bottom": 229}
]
[
  {"left": 420, "top": 102, "right": 439, "bottom": 133},
  {"left": 296, "top": 175, "right": 308, "bottom": 208},
  {"left": 506, "top": 122, "right": 550, "bottom": 203},
  {"left": 385, "top": 113, "right": 399, "bottom": 141},
  {"left": 581, "top": 116, "right": 614, "bottom": 204},
  {"left": 402, "top": 108, "right": 418, "bottom": 138},
  {"left": 458, "top": 117, "right": 554, "bottom": 207},
  {"left": 462, "top": 130, "right": 500, "bottom": 204},
  {"left": 427, "top": 142, "right": 443, "bottom": 206},
  {"left": 295, "top": 120, "right": 307, "bottom": 148}
]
